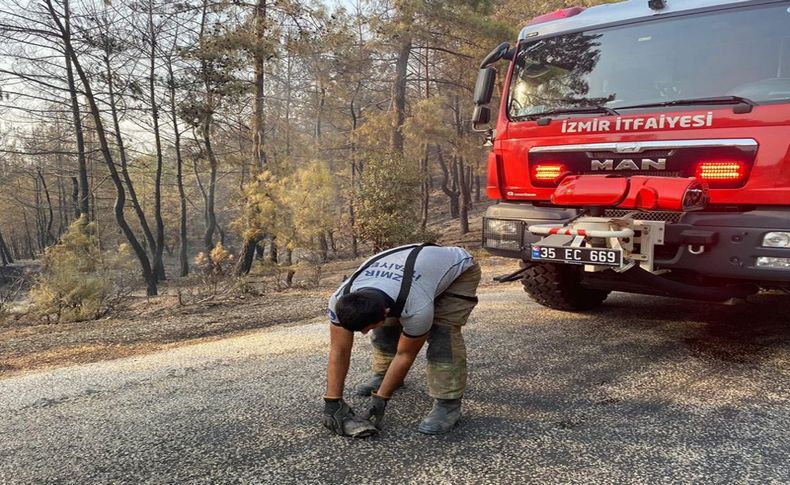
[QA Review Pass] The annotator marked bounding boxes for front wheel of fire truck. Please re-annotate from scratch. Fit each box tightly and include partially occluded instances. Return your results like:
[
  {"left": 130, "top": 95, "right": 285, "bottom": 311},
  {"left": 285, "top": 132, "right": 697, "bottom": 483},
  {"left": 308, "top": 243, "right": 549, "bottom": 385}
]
[{"left": 520, "top": 261, "right": 610, "bottom": 311}]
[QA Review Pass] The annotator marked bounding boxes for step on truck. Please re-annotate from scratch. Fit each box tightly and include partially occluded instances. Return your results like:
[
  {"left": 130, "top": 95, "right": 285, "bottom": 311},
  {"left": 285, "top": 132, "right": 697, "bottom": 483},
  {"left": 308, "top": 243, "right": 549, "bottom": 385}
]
[{"left": 474, "top": 0, "right": 790, "bottom": 310}]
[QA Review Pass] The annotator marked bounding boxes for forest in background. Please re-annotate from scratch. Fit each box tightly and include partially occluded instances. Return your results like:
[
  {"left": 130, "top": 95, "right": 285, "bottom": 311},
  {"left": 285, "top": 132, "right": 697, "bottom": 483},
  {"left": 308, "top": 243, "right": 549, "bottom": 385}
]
[{"left": 0, "top": 0, "right": 607, "bottom": 320}]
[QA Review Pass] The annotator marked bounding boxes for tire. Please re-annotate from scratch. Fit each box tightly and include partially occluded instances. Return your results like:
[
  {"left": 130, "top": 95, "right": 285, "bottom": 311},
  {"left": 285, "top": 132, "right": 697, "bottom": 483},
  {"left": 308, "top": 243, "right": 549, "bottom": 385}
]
[{"left": 520, "top": 261, "right": 609, "bottom": 311}]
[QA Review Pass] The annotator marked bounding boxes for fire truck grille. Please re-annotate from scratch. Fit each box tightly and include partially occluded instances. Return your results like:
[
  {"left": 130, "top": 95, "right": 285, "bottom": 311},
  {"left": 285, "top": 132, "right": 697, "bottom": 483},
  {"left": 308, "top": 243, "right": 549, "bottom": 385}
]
[
  {"left": 581, "top": 170, "right": 682, "bottom": 178},
  {"left": 604, "top": 209, "right": 682, "bottom": 223},
  {"left": 589, "top": 150, "right": 672, "bottom": 158}
]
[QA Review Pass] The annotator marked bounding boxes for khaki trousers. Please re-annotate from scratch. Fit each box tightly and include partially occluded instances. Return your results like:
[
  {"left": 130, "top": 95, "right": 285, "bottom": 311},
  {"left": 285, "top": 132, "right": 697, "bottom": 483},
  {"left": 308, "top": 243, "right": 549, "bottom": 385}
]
[{"left": 371, "top": 262, "right": 482, "bottom": 399}]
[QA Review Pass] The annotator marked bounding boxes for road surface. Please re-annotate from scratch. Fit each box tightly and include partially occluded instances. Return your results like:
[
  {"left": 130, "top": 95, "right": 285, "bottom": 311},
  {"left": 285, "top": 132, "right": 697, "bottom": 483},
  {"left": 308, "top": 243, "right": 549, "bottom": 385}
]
[{"left": 1, "top": 285, "right": 789, "bottom": 484}]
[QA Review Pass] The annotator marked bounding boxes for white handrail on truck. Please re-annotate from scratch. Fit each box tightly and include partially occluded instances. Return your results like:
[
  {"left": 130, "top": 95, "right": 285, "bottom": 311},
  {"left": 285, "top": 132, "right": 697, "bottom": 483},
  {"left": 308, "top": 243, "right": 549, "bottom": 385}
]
[{"left": 528, "top": 224, "right": 635, "bottom": 239}]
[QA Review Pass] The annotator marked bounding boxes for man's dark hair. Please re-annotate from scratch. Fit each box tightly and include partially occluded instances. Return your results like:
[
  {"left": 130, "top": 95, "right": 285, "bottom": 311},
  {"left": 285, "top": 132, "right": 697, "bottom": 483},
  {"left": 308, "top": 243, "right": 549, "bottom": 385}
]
[{"left": 335, "top": 289, "right": 388, "bottom": 332}]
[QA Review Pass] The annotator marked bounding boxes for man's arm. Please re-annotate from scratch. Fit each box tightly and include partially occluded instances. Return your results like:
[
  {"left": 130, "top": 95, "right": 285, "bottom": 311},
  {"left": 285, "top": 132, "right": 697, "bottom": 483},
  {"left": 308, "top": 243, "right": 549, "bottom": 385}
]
[
  {"left": 324, "top": 324, "right": 379, "bottom": 438},
  {"left": 326, "top": 324, "right": 354, "bottom": 398},
  {"left": 376, "top": 332, "right": 428, "bottom": 398}
]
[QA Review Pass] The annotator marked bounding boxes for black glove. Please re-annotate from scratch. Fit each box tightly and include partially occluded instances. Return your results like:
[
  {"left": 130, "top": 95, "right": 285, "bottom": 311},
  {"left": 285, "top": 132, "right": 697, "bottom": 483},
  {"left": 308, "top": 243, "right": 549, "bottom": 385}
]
[
  {"left": 323, "top": 398, "right": 353, "bottom": 435},
  {"left": 323, "top": 398, "right": 379, "bottom": 438},
  {"left": 363, "top": 393, "right": 389, "bottom": 429}
]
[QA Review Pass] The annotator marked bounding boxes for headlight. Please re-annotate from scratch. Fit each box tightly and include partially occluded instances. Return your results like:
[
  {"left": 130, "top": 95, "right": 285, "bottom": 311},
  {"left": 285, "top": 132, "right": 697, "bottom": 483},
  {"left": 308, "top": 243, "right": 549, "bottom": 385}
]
[
  {"left": 756, "top": 257, "right": 790, "bottom": 269},
  {"left": 763, "top": 232, "right": 790, "bottom": 248},
  {"left": 483, "top": 218, "right": 523, "bottom": 251},
  {"left": 486, "top": 219, "right": 520, "bottom": 237}
]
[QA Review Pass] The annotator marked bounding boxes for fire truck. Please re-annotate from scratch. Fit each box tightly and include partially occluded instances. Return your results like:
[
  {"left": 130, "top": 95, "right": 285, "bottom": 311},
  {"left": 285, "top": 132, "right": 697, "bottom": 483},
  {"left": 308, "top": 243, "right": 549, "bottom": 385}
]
[{"left": 475, "top": 0, "right": 790, "bottom": 310}]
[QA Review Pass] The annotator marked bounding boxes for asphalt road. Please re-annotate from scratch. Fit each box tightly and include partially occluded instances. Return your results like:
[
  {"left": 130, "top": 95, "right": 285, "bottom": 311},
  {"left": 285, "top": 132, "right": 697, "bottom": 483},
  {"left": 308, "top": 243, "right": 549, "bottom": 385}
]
[{"left": 1, "top": 285, "right": 789, "bottom": 484}]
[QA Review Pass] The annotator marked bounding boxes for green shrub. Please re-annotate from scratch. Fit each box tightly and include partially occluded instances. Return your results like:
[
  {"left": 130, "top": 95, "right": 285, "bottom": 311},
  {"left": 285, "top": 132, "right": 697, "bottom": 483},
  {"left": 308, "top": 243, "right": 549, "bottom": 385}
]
[
  {"left": 355, "top": 153, "right": 424, "bottom": 250},
  {"left": 30, "top": 217, "right": 135, "bottom": 323}
]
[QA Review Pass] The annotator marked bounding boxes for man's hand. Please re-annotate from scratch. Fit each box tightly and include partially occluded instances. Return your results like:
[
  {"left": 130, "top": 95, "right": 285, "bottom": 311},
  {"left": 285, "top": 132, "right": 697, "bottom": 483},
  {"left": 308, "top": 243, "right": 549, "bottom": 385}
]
[
  {"left": 323, "top": 398, "right": 352, "bottom": 435},
  {"left": 363, "top": 393, "right": 389, "bottom": 429},
  {"left": 322, "top": 398, "right": 378, "bottom": 438}
]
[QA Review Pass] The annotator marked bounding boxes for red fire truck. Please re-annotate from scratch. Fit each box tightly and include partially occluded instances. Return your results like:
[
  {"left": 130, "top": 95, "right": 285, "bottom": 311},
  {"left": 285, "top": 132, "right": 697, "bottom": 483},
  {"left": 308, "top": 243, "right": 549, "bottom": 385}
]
[{"left": 475, "top": 0, "right": 790, "bottom": 309}]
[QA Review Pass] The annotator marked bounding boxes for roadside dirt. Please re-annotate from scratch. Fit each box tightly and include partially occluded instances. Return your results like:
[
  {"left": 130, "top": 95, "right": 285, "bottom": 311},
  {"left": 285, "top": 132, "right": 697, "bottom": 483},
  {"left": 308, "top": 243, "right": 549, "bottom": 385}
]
[{"left": 0, "top": 213, "right": 517, "bottom": 378}]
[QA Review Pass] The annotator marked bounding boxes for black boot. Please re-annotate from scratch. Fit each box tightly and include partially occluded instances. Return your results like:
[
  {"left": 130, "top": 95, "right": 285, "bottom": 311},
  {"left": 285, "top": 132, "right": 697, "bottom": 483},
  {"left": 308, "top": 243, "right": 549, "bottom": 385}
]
[
  {"left": 354, "top": 373, "right": 385, "bottom": 396},
  {"left": 354, "top": 373, "right": 403, "bottom": 397},
  {"left": 418, "top": 398, "right": 462, "bottom": 435}
]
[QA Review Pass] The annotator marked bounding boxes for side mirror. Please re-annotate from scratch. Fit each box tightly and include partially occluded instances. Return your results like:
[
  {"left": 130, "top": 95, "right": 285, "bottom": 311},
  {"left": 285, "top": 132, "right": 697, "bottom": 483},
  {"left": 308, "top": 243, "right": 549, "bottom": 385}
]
[
  {"left": 473, "top": 67, "right": 496, "bottom": 106},
  {"left": 480, "top": 42, "right": 512, "bottom": 69},
  {"left": 472, "top": 105, "right": 491, "bottom": 131}
]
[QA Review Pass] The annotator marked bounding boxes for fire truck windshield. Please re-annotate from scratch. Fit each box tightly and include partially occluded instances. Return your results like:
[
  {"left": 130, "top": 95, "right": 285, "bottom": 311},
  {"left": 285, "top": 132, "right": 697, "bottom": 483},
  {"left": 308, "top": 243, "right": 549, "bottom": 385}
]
[{"left": 508, "top": 3, "right": 790, "bottom": 120}]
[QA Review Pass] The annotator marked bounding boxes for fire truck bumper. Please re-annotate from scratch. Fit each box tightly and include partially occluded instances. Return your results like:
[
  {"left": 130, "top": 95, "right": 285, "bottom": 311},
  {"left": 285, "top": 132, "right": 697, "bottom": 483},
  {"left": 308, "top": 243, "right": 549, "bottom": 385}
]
[{"left": 483, "top": 202, "right": 790, "bottom": 284}]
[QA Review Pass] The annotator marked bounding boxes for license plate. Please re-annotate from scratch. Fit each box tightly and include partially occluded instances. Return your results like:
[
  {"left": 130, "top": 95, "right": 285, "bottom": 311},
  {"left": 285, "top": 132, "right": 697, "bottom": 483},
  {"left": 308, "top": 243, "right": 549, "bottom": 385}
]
[{"left": 531, "top": 245, "right": 622, "bottom": 267}]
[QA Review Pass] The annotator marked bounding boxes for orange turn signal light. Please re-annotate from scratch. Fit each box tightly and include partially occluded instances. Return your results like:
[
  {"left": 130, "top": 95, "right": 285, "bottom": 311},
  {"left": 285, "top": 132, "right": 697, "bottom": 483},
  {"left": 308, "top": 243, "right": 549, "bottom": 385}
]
[
  {"left": 695, "top": 161, "right": 746, "bottom": 182},
  {"left": 532, "top": 163, "right": 566, "bottom": 183}
]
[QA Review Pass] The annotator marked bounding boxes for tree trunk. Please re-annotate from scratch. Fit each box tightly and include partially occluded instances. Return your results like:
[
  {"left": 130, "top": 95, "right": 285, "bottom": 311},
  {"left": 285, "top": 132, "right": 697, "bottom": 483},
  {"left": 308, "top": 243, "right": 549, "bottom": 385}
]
[
  {"left": 192, "top": 152, "right": 209, "bottom": 236},
  {"left": 33, "top": 175, "right": 44, "bottom": 251},
  {"left": 71, "top": 176, "right": 80, "bottom": 220},
  {"left": 63, "top": 18, "right": 89, "bottom": 220},
  {"left": 46, "top": 0, "right": 157, "bottom": 296},
  {"left": 283, "top": 248, "right": 294, "bottom": 287},
  {"left": 315, "top": 85, "right": 326, "bottom": 140},
  {"left": 234, "top": 0, "right": 268, "bottom": 277},
  {"left": 467, "top": 165, "right": 475, "bottom": 211},
  {"left": 328, "top": 230, "right": 336, "bottom": 256},
  {"left": 56, "top": 159, "right": 66, "bottom": 235},
  {"left": 285, "top": 43, "right": 293, "bottom": 158},
  {"left": 0, "top": 228, "right": 12, "bottom": 265},
  {"left": 104, "top": 51, "right": 158, "bottom": 270},
  {"left": 420, "top": 46, "right": 431, "bottom": 231},
  {"left": 235, "top": 234, "right": 263, "bottom": 276},
  {"left": 437, "top": 146, "right": 460, "bottom": 218},
  {"left": 253, "top": 0, "right": 267, "bottom": 170},
  {"left": 318, "top": 233, "right": 328, "bottom": 263},
  {"left": 390, "top": 2, "right": 414, "bottom": 155},
  {"left": 8, "top": 229, "right": 19, "bottom": 261},
  {"left": 202, "top": 119, "right": 218, "bottom": 255},
  {"left": 390, "top": 26, "right": 412, "bottom": 156},
  {"left": 457, "top": 158, "right": 470, "bottom": 234},
  {"left": 22, "top": 211, "right": 35, "bottom": 259},
  {"left": 349, "top": 98, "right": 359, "bottom": 258},
  {"left": 196, "top": 0, "right": 217, "bottom": 257},
  {"left": 349, "top": 161, "right": 358, "bottom": 257},
  {"left": 148, "top": 1, "right": 166, "bottom": 281},
  {"left": 58, "top": 179, "right": 67, "bottom": 233},
  {"left": 166, "top": 55, "right": 189, "bottom": 277},
  {"left": 37, "top": 169, "right": 54, "bottom": 246},
  {"left": 268, "top": 236, "right": 278, "bottom": 264},
  {"left": 475, "top": 174, "right": 481, "bottom": 202},
  {"left": 420, "top": 145, "right": 430, "bottom": 230}
]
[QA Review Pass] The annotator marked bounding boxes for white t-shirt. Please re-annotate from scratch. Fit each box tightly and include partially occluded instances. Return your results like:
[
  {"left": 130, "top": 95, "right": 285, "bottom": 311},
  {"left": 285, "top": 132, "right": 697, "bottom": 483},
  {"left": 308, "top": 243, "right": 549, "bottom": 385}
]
[{"left": 328, "top": 245, "right": 475, "bottom": 336}]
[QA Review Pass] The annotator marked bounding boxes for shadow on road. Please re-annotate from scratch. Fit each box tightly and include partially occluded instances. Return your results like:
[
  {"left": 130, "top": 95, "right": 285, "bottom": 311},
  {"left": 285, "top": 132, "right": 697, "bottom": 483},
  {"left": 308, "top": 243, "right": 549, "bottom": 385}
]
[{"left": 596, "top": 292, "right": 790, "bottom": 364}]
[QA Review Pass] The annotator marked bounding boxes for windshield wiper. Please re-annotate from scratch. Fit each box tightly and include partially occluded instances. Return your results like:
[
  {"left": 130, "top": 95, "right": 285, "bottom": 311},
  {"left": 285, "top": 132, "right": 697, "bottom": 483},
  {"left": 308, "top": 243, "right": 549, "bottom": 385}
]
[
  {"left": 617, "top": 96, "right": 757, "bottom": 114},
  {"left": 515, "top": 105, "right": 620, "bottom": 122}
]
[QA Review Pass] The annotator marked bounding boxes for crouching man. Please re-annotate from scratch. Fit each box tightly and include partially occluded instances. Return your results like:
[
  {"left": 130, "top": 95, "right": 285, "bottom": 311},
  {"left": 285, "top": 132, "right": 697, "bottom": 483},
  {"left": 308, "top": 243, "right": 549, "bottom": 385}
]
[{"left": 322, "top": 244, "right": 481, "bottom": 436}]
